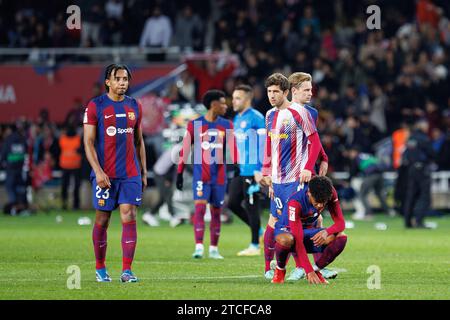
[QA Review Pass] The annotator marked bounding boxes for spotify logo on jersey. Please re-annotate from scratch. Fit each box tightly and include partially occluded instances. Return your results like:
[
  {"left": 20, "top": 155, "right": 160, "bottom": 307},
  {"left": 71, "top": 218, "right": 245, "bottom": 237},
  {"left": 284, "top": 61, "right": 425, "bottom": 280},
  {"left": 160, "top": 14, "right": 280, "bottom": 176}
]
[{"left": 106, "top": 126, "right": 134, "bottom": 136}]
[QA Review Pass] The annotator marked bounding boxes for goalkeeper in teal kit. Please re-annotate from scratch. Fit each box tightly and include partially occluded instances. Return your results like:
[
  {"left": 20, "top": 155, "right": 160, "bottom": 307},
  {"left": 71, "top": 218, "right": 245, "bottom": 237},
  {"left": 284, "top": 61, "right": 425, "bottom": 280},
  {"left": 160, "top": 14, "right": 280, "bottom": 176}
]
[{"left": 229, "top": 85, "right": 266, "bottom": 256}]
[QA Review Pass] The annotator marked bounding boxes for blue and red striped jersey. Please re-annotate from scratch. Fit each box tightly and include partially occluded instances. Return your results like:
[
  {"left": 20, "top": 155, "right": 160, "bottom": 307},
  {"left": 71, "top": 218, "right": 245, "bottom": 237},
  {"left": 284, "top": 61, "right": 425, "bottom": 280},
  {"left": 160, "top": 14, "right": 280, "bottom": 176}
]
[
  {"left": 262, "top": 102, "right": 317, "bottom": 184},
  {"left": 83, "top": 93, "right": 142, "bottom": 179},
  {"left": 278, "top": 184, "right": 345, "bottom": 235},
  {"left": 177, "top": 115, "right": 238, "bottom": 185}
]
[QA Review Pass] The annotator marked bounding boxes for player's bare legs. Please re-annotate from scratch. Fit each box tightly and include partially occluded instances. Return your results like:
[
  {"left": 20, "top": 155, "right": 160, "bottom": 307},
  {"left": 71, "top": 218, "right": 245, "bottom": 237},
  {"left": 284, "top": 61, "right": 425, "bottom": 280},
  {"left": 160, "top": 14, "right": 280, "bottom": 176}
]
[
  {"left": 119, "top": 204, "right": 138, "bottom": 282},
  {"left": 93, "top": 210, "right": 112, "bottom": 282}
]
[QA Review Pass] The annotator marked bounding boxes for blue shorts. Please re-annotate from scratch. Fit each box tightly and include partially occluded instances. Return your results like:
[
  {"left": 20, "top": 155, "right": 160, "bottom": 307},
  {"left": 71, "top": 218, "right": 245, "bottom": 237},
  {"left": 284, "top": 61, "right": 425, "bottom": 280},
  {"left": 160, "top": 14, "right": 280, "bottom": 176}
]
[
  {"left": 91, "top": 176, "right": 142, "bottom": 211},
  {"left": 303, "top": 228, "right": 326, "bottom": 253},
  {"left": 271, "top": 181, "right": 301, "bottom": 218},
  {"left": 274, "top": 227, "right": 326, "bottom": 254},
  {"left": 192, "top": 180, "right": 226, "bottom": 208}
]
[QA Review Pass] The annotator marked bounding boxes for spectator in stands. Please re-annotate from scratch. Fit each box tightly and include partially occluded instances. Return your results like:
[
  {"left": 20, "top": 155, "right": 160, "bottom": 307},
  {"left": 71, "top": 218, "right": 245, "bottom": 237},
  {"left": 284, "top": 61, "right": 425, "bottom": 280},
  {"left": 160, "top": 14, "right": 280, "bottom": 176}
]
[
  {"left": 184, "top": 54, "right": 238, "bottom": 100},
  {"left": 30, "top": 124, "right": 57, "bottom": 190},
  {"left": 368, "top": 83, "right": 388, "bottom": 134},
  {"left": 64, "top": 98, "right": 85, "bottom": 129},
  {"left": 359, "top": 112, "right": 383, "bottom": 153},
  {"left": 59, "top": 126, "right": 82, "bottom": 210},
  {"left": 297, "top": 5, "right": 320, "bottom": 36},
  {"left": 139, "top": 6, "right": 172, "bottom": 61},
  {"left": 342, "top": 115, "right": 371, "bottom": 153},
  {"left": 416, "top": 0, "right": 442, "bottom": 29},
  {"left": 173, "top": 5, "right": 203, "bottom": 51},
  {"left": 101, "top": 17, "right": 122, "bottom": 46},
  {"left": 80, "top": 1, "right": 103, "bottom": 47},
  {"left": 105, "top": 0, "right": 124, "bottom": 20},
  {"left": 0, "top": 121, "right": 28, "bottom": 215}
]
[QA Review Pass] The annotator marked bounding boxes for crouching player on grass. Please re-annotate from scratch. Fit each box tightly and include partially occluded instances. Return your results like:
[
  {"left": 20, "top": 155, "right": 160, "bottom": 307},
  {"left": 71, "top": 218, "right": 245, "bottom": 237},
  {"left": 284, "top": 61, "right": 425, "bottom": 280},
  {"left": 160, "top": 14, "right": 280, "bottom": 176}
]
[{"left": 272, "top": 176, "right": 347, "bottom": 284}]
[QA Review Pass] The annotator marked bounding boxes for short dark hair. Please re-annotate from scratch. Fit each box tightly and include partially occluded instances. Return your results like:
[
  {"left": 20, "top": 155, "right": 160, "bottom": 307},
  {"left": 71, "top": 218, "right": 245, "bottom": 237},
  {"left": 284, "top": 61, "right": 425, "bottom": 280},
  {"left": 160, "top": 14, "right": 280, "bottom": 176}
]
[
  {"left": 202, "top": 90, "right": 225, "bottom": 109},
  {"left": 234, "top": 84, "right": 253, "bottom": 98},
  {"left": 264, "top": 73, "right": 289, "bottom": 92},
  {"left": 104, "top": 64, "right": 132, "bottom": 92},
  {"left": 234, "top": 84, "right": 252, "bottom": 93},
  {"left": 308, "top": 176, "right": 333, "bottom": 204}
]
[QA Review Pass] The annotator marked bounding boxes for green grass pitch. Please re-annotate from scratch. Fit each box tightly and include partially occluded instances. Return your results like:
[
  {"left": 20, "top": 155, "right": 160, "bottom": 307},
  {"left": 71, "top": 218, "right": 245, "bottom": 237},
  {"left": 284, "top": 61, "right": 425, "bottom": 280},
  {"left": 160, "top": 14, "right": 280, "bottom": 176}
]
[{"left": 0, "top": 210, "right": 449, "bottom": 300}]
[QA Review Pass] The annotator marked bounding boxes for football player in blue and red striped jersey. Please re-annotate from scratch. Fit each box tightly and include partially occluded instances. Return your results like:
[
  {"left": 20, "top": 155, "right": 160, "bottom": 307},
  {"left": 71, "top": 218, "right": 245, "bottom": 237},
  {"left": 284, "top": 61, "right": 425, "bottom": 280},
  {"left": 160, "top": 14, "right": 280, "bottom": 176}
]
[
  {"left": 271, "top": 176, "right": 347, "bottom": 284},
  {"left": 176, "top": 90, "right": 239, "bottom": 259},
  {"left": 83, "top": 64, "right": 147, "bottom": 283}
]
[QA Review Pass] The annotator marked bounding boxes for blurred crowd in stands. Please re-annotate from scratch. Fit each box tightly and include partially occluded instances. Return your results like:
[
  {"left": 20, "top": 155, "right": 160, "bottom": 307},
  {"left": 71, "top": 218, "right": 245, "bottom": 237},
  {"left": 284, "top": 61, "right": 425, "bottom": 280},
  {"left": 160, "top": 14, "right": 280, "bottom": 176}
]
[{"left": 1, "top": 0, "right": 450, "bottom": 216}]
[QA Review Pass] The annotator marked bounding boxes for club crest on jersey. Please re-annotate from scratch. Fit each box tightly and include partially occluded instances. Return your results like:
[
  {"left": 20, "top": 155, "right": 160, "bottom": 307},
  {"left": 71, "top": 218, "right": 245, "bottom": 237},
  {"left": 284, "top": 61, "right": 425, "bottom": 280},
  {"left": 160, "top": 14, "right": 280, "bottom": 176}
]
[
  {"left": 98, "top": 199, "right": 105, "bottom": 206},
  {"left": 282, "top": 119, "right": 290, "bottom": 125},
  {"left": 128, "top": 111, "right": 135, "bottom": 120},
  {"left": 240, "top": 121, "right": 247, "bottom": 128}
]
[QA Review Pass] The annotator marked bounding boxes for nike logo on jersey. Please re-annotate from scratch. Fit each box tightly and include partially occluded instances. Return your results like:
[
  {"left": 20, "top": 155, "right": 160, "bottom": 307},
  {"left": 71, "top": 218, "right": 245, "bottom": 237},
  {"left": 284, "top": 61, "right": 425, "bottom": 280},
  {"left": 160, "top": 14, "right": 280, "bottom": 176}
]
[
  {"left": 105, "top": 114, "right": 114, "bottom": 119},
  {"left": 136, "top": 198, "right": 142, "bottom": 201},
  {"left": 125, "top": 240, "right": 135, "bottom": 244}
]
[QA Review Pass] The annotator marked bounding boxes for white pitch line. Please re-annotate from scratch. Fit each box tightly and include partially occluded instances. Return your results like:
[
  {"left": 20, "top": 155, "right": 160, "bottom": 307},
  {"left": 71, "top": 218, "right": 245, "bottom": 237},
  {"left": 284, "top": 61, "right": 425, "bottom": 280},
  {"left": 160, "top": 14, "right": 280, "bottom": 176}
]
[
  {"left": 0, "top": 260, "right": 260, "bottom": 266},
  {"left": 0, "top": 275, "right": 261, "bottom": 282}
]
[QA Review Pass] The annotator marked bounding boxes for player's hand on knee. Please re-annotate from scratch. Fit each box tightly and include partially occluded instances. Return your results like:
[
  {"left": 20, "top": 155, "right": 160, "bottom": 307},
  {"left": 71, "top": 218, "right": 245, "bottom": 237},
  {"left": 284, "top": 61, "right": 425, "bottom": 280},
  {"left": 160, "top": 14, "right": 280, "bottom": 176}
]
[
  {"left": 311, "top": 229, "right": 329, "bottom": 247},
  {"left": 299, "top": 169, "right": 312, "bottom": 183},
  {"left": 176, "top": 174, "right": 183, "bottom": 191},
  {"left": 96, "top": 171, "right": 111, "bottom": 189}
]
